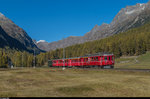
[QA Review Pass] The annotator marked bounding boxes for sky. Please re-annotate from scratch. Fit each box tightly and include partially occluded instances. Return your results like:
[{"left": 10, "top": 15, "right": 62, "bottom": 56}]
[{"left": 0, "top": 0, "right": 149, "bottom": 43}]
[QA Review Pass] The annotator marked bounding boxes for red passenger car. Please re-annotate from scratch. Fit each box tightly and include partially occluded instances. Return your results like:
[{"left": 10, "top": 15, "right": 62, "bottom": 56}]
[{"left": 48, "top": 53, "right": 115, "bottom": 69}]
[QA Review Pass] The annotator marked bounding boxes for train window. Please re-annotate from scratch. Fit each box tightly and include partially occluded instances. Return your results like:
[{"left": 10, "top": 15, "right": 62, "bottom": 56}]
[
  {"left": 92, "top": 57, "right": 94, "bottom": 61},
  {"left": 96, "top": 57, "right": 98, "bottom": 61},
  {"left": 109, "top": 57, "right": 111, "bottom": 61},
  {"left": 94, "top": 57, "right": 96, "bottom": 61},
  {"left": 104, "top": 56, "right": 107, "bottom": 61}
]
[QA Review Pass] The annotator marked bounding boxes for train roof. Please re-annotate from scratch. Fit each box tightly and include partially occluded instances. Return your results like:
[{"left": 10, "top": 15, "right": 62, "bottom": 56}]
[
  {"left": 50, "top": 52, "right": 114, "bottom": 61},
  {"left": 81, "top": 52, "right": 114, "bottom": 57}
]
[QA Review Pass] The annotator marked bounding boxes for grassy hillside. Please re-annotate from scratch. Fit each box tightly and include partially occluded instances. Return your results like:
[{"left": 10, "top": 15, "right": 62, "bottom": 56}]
[
  {"left": 0, "top": 68, "right": 150, "bottom": 97},
  {"left": 115, "top": 51, "right": 150, "bottom": 69}
]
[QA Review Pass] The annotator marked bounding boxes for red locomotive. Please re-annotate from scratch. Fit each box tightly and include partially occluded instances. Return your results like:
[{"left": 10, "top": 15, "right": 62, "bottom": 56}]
[{"left": 48, "top": 53, "right": 115, "bottom": 69}]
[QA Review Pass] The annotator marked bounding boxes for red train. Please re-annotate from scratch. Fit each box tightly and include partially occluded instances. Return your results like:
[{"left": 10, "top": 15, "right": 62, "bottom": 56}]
[{"left": 48, "top": 53, "right": 115, "bottom": 68}]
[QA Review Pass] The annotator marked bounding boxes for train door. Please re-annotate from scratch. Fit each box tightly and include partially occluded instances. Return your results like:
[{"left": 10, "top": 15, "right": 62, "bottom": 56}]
[
  {"left": 99, "top": 56, "right": 103, "bottom": 66},
  {"left": 104, "top": 56, "right": 108, "bottom": 65},
  {"left": 95, "top": 57, "right": 99, "bottom": 65},
  {"left": 88, "top": 57, "right": 91, "bottom": 65},
  {"left": 107, "top": 56, "right": 111, "bottom": 65},
  {"left": 81, "top": 58, "right": 84, "bottom": 67},
  {"left": 101, "top": 56, "right": 105, "bottom": 66},
  {"left": 69, "top": 59, "right": 72, "bottom": 67},
  {"left": 65, "top": 60, "right": 67, "bottom": 67}
]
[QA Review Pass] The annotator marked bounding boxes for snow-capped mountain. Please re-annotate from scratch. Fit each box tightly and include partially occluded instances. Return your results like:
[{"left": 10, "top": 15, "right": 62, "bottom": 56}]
[
  {"left": 34, "top": 40, "right": 49, "bottom": 51},
  {"left": 37, "top": 0, "right": 150, "bottom": 51}
]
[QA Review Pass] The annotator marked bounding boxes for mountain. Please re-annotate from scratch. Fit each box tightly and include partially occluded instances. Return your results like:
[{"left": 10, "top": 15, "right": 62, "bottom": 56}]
[
  {"left": 34, "top": 40, "right": 49, "bottom": 51},
  {"left": 0, "top": 26, "right": 28, "bottom": 50},
  {"left": 36, "top": 0, "right": 150, "bottom": 51},
  {"left": 0, "top": 13, "right": 43, "bottom": 53}
]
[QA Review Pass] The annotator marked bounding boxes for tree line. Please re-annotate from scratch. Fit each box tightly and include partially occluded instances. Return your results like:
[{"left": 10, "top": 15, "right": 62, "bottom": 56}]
[
  {"left": 0, "top": 48, "right": 48, "bottom": 68},
  {"left": 0, "top": 22, "right": 150, "bottom": 68}
]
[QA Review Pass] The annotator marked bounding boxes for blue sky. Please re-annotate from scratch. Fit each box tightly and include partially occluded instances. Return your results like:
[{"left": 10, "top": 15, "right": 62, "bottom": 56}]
[{"left": 0, "top": 0, "right": 149, "bottom": 43}]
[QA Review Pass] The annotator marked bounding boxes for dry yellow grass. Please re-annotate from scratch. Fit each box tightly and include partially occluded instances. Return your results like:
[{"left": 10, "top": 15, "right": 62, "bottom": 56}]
[{"left": 0, "top": 67, "right": 150, "bottom": 97}]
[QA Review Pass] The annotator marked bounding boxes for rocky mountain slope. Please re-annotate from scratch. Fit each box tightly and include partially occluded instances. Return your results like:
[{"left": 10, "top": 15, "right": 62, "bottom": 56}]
[
  {"left": 34, "top": 40, "right": 49, "bottom": 51},
  {"left": 0, "top": 13, "right": 43, "bottom": 53},
  {"left": 36, "top": 0, "right": 150, "bottom": 51}
]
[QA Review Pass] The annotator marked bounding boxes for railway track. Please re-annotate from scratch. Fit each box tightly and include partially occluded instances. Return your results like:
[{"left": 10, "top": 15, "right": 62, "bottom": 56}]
[{"left": 51, "top": 67, "right": 150, "bottom": 72}]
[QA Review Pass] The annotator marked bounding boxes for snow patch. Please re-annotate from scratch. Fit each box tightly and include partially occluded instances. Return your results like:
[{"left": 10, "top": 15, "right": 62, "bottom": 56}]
[
  {"left": 141, "top": 6, "right": 145, "bottom": 10},
  {"left": 140, "top": 3, "right": 144, "bottom": 6},
  {"left": 125, "top": 10, "right": 136, "bottom": 15},
  {"left": 37, "top": 40, "right": 46, "bottom": 43},
  {"left": 125, "top": 4, "right": 145, "bottom": 15}
]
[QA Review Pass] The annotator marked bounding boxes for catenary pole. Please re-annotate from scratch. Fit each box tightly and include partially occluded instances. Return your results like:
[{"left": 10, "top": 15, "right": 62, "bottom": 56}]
[{"left": 63, "top": 37, "right": 65, "bottom": 70}]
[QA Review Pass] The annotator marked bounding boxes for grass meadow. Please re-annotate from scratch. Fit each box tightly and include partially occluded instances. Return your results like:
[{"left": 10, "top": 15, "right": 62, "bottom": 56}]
[
  {"left": 0, "top": 67, "right": 150, "bottom": 97},
  {"left": 115, "top": 51, "right": 150, "bottom": 69},
  {"left": 0, "top": 52, "right": 150, "bottom": 97}
]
